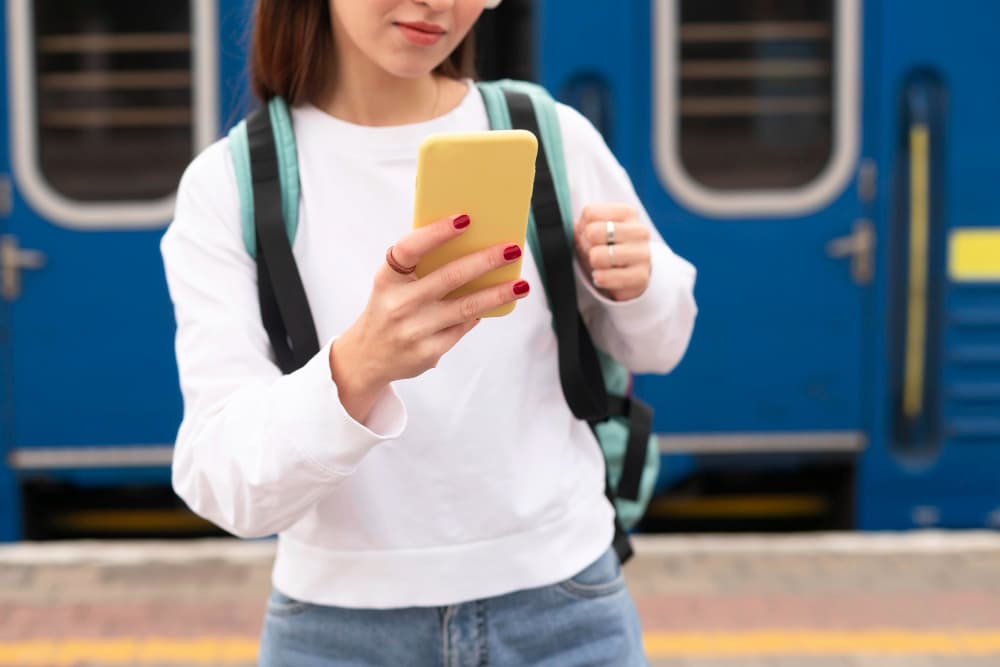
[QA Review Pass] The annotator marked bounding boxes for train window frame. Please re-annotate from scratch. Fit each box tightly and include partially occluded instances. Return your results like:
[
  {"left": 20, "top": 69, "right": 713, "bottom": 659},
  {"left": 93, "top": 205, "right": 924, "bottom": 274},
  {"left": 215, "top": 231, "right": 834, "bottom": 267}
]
[
  {"left": 7, "top": 0, "right": 219, "bottom": 229},
  {"left": 652, "top": 0, "right": 860, "bottom": 218}
]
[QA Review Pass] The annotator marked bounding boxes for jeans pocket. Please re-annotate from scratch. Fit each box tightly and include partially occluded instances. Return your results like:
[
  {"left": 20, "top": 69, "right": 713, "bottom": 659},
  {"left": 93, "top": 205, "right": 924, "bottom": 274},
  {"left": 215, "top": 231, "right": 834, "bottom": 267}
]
[
  {"left": 556, "top": 547, "right": 626, "bottom": 600},
  {"left": 266, "top": 587, "right": 313, "bottom": 617}
]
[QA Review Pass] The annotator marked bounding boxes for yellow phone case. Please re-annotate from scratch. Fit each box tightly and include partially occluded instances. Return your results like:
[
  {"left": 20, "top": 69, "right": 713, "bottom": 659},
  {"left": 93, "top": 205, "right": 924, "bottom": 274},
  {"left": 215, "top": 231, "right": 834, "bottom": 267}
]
[{"left": 413, "top": 130, "right": 538, "bottom": 317}]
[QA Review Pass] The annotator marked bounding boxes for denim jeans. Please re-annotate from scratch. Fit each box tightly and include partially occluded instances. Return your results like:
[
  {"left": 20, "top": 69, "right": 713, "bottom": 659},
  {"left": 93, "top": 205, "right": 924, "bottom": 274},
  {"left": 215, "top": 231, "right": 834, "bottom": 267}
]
[{"left": 259, "top": 546, "right": 648, "bottom": 666}]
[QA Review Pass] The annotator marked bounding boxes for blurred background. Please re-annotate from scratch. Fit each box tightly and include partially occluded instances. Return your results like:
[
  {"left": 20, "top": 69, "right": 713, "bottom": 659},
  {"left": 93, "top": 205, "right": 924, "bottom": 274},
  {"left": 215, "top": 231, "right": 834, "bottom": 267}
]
[
  {"left": 4, "top": 0, "right": 999, "bottom": 542},
  {"left": 1, "top": 0, "right": 998, "bottom": 665}
]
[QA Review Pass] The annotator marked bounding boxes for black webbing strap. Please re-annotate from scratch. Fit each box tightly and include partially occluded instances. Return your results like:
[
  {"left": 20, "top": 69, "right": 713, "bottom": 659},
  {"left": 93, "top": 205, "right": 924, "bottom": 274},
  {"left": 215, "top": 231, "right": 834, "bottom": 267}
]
[
  {"left": 604, "top": 395, "right": 654, "bottom": 503},
  {"left": 247, "top": 107, "right": 320, "bottom": 375},
  {"left": 503, "top": 91, "right": 608, "bottom": 423},
  {"left": 506, "top": 90, "right": 641, "bottom": 563}
]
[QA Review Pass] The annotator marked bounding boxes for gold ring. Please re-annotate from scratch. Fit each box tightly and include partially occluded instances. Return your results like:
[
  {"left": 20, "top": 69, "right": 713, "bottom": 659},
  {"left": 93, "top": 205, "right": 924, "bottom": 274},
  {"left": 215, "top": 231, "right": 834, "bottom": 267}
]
[{"left": 385, "top": 245, "right": 416, "bottom": 275}]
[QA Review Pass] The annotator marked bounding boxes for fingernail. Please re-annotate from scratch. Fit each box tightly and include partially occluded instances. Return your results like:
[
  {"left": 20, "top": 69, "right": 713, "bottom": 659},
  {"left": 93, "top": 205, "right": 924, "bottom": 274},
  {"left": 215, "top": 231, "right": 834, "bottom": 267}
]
[
  {"left": 513, "top": 280, "right": 530, "bottom": 296},
  {"left": 592, "top": 271, "right": 602, "bottom": 286},
  {"left": 453, "top": 214, "right": 471, "bottom": 229},
  {"left": 504, "top": 245, "right": 522, "bottom": 261}
]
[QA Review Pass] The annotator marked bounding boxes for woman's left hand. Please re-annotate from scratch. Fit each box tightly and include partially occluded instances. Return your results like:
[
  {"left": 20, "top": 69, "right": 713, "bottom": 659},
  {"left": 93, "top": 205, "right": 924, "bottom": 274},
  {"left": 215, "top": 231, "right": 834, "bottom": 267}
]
[{"left": 574, "top": 203, "right": 652, "bottom": 302}]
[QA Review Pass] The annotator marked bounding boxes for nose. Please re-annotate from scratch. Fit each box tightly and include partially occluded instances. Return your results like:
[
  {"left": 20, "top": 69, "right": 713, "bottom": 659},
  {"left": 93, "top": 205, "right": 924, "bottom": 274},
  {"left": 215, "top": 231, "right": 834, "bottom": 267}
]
[{"left": 416, "top": 0, "right": 455, "bottom": 12}]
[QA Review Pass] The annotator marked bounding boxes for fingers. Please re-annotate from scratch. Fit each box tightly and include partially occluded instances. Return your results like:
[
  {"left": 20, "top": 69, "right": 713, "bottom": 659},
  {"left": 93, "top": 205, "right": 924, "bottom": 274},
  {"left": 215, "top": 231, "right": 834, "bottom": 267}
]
[
  {"left": 577, "top": 203, "right": 635, "bottom": 226},
  {"left": 592, "top": 265, "right": 649, "bottom": 292},
  {"left": 390, "top": 213, "right": 472, "bottom": 273},
  {"left": 574, "top": 205, "right": 635, "bottom": 258},
  {"left": 435, "top": 279, "right": 531, "bottom": 329},
  {"left": 416, "top": 242, "right": 524, "bottom": 301},
  {"left": 588, "top": 241, "right": 650, "bottom": 271},
  {"left": 573, "top": 207, "right": 649, "bottom": 278},
  {"left": 580, "top": 219, "right": 650, "bottom": 249}
]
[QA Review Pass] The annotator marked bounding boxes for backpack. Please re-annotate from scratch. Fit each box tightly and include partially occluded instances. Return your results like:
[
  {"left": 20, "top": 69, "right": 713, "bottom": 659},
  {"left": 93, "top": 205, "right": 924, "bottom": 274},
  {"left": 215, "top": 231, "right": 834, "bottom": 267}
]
[{"left": 228, "top": 79, "right": 659, "bottom": 562}]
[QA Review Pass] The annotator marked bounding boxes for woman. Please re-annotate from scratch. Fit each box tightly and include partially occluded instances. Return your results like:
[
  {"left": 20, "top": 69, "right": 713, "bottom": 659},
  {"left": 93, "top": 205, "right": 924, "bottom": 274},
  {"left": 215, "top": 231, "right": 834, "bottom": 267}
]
[{"left": 161, "top": 0, "right": 697, "bottom": 664}]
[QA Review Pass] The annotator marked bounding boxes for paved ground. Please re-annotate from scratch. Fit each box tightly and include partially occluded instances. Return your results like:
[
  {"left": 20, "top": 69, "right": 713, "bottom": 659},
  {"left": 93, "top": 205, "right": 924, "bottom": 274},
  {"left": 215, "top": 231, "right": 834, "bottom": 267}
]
[{"left": 1, "top": 532, "right": 999, "bottom": 666}]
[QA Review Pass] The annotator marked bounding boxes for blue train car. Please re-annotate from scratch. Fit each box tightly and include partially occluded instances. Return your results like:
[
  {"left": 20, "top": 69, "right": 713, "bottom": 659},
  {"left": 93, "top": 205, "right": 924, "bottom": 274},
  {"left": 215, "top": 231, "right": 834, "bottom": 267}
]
[
  {"left": 538, "top": 0, "right": 1000, "bottom": 531},
  {"left": 0, "top": 0, "right": 246, "bottom": 539},
  {"left": 1, "top": 0, "right": 998, "bottom": 539}
]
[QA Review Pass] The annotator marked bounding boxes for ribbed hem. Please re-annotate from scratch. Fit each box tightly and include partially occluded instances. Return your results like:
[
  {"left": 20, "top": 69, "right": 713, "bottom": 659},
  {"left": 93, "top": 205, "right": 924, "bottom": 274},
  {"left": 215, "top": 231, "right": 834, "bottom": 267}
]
[{"left": 271, "top": 492, "right": 615, "bottom": 609}]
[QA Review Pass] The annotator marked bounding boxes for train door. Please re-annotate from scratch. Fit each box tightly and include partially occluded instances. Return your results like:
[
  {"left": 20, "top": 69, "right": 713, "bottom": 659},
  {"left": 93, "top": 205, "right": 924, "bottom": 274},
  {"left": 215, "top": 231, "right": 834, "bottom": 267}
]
[
  {"left": 540, "top": 3, "right": 870, "bottom": 448},
  {"left": 646, "top": 0, "right": 870, "bottom": 453},
  {"left": 535, "top": 0, "right": 870, "bottom": 528},
  {"left": 858, "top": 0, "right": 1000, "bottom": 529},
  {"left": 0, "top": 0, "right": 217, "bottom": 539}
]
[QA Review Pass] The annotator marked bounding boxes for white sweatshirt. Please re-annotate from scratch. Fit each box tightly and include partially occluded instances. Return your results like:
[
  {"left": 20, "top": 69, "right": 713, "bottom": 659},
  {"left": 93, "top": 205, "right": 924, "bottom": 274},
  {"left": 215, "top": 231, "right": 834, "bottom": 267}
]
[{"left": 160, "top": 84, "right": 697, "bottom": 609}]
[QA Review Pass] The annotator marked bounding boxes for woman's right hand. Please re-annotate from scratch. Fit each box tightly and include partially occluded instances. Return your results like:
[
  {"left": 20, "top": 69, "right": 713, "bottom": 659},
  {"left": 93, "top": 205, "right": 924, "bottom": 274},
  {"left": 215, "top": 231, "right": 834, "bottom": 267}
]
[{"left": 329, "top": 214, "right": 530, "bottom": 422}]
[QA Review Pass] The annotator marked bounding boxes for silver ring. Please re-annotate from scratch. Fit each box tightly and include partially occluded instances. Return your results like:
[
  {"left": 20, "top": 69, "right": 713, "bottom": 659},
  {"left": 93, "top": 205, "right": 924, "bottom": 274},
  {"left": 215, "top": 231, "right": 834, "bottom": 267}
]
[
  {"left": 608, "top": 243, "right": 617, "bottom": 267},
  {"left": 606, "top": 220, "right": 616, "bottom": 246}
]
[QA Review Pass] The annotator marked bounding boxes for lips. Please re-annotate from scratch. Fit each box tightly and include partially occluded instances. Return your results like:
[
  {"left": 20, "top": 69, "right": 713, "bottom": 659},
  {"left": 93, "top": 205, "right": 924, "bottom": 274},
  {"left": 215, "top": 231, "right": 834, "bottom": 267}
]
[
  {"left": 397, "top": 21, "right": 445, "bottom": 34},
  {"left": 396, "top": 21, "right": 446, "bottom": 46}
]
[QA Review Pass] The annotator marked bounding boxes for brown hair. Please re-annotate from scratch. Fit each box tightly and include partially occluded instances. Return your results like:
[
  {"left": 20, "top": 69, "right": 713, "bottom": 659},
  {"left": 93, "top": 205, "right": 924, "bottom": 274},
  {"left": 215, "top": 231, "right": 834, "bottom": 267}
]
[{"left": 250, "top": 0, "right": 477, "bottom": 106}]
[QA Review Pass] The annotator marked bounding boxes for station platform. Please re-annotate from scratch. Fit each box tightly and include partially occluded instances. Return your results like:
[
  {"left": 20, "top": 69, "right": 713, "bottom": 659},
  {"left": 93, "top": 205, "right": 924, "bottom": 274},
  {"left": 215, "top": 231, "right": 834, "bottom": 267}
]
[{"left": 2, "top": 532, "right": 999, "bottom": 666}]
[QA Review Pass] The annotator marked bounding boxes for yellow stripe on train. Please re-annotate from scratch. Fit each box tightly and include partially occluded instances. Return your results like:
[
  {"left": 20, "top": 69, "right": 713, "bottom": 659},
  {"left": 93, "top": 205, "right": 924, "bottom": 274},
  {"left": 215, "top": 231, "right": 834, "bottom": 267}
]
[{"left": 949, "top": 228, "right": 1000, "bottom": 281}]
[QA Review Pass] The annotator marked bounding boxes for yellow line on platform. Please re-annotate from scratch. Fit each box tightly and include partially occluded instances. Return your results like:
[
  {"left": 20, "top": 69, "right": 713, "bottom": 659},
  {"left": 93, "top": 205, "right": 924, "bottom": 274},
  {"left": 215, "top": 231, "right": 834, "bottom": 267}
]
[
  {"left": 644, "top": 631, "right": 1000, "bottom": 657},
  {"left": 2, "top": 631, "right": 1000, "bottom": 664},
  {"left": 0, "top": 638, "right": 258, "bottom": 665}
]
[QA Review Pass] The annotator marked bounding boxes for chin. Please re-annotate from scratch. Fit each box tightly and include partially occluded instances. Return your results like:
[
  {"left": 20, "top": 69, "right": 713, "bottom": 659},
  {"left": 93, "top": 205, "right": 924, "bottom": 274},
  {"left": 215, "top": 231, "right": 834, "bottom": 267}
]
[
  {"left": 382, "top": 58, "right": 441, "bottom": 80},
  {"left": 386, "top": 65, "right": 435, "bottom": 79},
  {"left": 378, "top": 42, "right": 454, "bottom": 78}
]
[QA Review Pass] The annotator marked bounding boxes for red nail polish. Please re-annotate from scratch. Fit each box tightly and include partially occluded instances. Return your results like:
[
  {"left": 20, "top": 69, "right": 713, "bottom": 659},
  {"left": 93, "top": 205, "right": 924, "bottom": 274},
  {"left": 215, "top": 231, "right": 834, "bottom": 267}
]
[
  {"left": 513, "top": 280, "right": 530, "bottom": 296},
  {"left": 453, "top": 214, "right": 471, "bottom": 229},
  {"left": 504, "top": 245, "right": 522, "bottom": 261}
]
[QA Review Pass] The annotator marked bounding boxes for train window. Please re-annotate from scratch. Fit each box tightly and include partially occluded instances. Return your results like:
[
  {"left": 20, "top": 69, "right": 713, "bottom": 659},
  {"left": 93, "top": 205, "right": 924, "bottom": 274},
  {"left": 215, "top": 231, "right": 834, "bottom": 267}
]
[
  {"left": 9, "top": 0, "right": 218, "bottom": 228},
  {"left": 653, "top": 0, "right": 859, "bottom": 217}
]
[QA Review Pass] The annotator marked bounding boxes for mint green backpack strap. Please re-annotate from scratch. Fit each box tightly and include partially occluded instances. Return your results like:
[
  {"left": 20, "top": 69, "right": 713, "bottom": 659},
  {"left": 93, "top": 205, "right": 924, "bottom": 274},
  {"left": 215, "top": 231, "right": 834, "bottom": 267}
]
[
  {"left": 477, "top": 80, "right": 660, "bottom": 532},
  {"left": 228, "top": 97, "right": 301, "bottom": 258},
  {"left": 476, "top": 80, "right": 574, "bottom": 293},
  {"left": 478, "top": 79, "right": 630, "bottom": 397}
]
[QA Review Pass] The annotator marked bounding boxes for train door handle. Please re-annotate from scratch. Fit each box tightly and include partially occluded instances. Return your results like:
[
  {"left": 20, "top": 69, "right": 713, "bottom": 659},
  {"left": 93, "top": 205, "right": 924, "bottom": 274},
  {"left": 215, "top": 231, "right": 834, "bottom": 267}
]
[
  {"left": 1, "top": 235, "right": 46, "bottom": 301},
  {"left": 826, "top": 219, "right": 875, "bottom": 285}
]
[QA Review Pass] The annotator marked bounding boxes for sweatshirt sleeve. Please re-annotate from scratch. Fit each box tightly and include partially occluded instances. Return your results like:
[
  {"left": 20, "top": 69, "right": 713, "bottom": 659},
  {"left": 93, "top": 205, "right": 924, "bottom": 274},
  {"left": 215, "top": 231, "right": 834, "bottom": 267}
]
[
  {"left": 160, "top": 139, "right": 406, "bottom": 538},
  {"left": 556, "top": 103, "right": 698, "bottom": 375}
]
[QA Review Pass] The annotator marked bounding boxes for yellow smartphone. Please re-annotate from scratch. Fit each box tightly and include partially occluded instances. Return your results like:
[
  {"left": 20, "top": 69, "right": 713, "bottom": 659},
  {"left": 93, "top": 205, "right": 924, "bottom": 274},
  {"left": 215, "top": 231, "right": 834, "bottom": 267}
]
[{"left": 413, "top": 130, "right": 537, "bottom": 317}]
